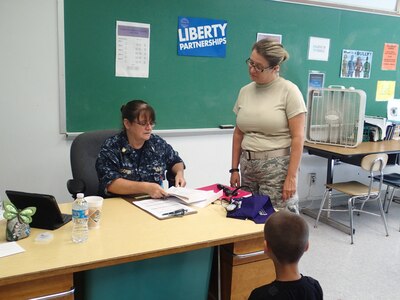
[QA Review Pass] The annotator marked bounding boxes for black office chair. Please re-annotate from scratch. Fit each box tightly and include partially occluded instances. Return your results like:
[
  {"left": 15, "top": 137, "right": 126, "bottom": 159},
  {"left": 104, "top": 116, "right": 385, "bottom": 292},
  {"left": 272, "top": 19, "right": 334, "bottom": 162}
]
[
  {"left": 67, "top": 129, "right": 177, "bottom": 198},
  {"left": 67, "top": 129, "right": 119, "bottom": 198}
]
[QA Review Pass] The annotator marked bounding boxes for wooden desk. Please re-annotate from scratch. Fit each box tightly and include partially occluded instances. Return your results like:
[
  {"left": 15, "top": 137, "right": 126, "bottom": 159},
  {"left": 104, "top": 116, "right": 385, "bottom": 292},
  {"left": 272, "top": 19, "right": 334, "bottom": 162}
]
[
  {"left": 303, "top": 140, "right": 400, "bottom": 234},
  {"left": 0, "top": 198, "right": 273, "bottom": 299}
]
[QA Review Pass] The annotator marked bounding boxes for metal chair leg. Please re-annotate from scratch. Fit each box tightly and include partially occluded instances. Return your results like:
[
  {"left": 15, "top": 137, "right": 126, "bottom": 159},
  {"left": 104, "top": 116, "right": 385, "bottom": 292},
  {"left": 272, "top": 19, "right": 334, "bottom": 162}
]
[
  {"left": 386, "top": 187, "right": 396, "bottom": 214},
  {"left": 315, "top": 189, "right": 329, "bottom": 228},
  {"left": 359, "top": 199, "right": 366, "bottom": 214},
  {"left": 377, "top": 197, "right": 389, "bottom": 237},
  {"left": 348, "top": 197, "right": 354, "bottom": 244},
  {"left": 383, "top": 185, "right": 390, "bottom": 213},
  {"left": 327, "top": 189, "right": 332, "bottom": 218}
]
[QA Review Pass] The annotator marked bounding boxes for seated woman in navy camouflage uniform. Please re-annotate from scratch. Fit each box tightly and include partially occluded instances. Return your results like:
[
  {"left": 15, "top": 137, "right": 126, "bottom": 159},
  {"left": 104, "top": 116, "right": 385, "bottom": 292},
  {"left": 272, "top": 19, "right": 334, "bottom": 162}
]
[{"left": 96, "top": 100, "right": 186, "bottom": 198}]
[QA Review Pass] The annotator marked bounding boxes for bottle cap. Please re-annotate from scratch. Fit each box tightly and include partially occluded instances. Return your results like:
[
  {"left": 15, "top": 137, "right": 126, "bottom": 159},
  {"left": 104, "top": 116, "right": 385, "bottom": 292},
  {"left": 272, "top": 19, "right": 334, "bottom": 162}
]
[{"left": 77, "top": 193, "right": 85, "bottom": 198}]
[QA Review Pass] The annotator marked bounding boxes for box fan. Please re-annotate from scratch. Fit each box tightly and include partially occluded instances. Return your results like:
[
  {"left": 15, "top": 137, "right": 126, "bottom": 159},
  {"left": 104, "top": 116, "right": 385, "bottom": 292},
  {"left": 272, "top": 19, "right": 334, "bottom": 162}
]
[{"left": 305, "top": 86, "right": 366, "bottom": 147}]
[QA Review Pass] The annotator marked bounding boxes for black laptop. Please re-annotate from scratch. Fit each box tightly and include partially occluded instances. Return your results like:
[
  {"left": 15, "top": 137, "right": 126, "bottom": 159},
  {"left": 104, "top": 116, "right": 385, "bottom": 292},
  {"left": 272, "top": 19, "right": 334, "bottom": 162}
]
[{"left": 5, "top": 190, "right": 72, "bottom": 230}]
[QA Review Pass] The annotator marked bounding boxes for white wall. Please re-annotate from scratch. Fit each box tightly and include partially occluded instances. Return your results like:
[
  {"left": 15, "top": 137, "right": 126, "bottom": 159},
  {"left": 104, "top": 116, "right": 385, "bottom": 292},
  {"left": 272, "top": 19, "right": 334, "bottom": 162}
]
[
  {"left": 1, "top": 0, "right": 398, "bottom": 204},
  {"left": 0, "top": 0, "right": 71, "bottom": 202}
]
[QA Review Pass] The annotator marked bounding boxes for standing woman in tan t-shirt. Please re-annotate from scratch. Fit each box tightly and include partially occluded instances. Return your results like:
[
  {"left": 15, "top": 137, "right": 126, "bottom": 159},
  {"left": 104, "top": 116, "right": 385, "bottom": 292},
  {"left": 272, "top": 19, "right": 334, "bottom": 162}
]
[{"left": 230, "top": 39, "right": 307, "bottom": 211}]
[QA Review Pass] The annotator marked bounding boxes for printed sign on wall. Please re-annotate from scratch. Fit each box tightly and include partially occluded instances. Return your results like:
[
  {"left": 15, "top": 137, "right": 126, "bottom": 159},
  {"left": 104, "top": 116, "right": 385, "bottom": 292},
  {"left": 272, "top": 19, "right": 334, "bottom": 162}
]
[
  {"left": 340, "top": 49, "right": 373, "bottom": 79},
  {"left": 177, "top": 17, "right": 227, "bottom": 57},
  {"left": 116, "top": 21, "right": 150, "bottom": 78},
  {"left": 382, "top": 43, "right": 398, "bottom": 71}
]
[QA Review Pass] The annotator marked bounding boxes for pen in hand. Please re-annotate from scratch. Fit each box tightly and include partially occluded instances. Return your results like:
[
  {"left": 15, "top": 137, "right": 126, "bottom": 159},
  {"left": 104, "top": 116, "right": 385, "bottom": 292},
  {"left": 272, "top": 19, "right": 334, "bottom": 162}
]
[{"left": 162, "top": 208, "right": 187, "bottom": 217}]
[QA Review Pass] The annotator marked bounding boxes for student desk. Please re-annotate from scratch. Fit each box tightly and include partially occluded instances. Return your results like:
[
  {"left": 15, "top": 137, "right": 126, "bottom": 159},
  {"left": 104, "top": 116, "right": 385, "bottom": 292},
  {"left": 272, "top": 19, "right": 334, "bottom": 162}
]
[
  {"left": 0, "top": 198, "right": 274, "bottom": 299},
  {"left": 305, "top": 140, "right": 400, "bottom": 185},
  {"left": 303, "top": 140, "right": 400, "bottom": 234}
]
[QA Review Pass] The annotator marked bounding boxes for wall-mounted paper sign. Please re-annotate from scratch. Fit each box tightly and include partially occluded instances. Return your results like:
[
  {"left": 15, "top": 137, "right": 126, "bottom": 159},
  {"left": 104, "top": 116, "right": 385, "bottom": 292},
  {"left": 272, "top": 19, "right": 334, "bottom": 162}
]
[
  {"left": 115, "top": 21, "right": 150, "bottom": 78},
  {"left": 387, "top": 99, "right": 400, "bottom": 122},
  {"left": 340, "top": 49, "right": 373, "bottom": 79},
  {"left": 382, "top": 43, "right": 398, "bottom": 71},
  {"left": 376, "top": 80, "right": 396, "bottom": 101},
  {"left": 308, "top": 37, "right": 330, "bottom": 61},
  {"left": 177, "top": 17, "right": 227, "bottom": 58},
  {"left": 308, "top": 71, "right": 325, "bottom": 89},
  {"left": 256, "top": 33, "right": 282, "bottom": 43}
]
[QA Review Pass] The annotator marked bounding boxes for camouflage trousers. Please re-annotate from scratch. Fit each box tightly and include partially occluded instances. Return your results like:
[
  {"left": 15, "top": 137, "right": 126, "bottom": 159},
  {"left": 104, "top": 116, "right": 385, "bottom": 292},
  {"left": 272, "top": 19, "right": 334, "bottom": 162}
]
[{"left": 240, "top": 152, "right": 299, "bottom": 212}]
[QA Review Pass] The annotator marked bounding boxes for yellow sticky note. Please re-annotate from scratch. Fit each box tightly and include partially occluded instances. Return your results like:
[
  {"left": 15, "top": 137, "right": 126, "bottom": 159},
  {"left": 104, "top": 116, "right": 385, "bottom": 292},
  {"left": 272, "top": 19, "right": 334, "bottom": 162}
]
[{"left": 376, "top": 80, "right": 396, "bottom": 101}]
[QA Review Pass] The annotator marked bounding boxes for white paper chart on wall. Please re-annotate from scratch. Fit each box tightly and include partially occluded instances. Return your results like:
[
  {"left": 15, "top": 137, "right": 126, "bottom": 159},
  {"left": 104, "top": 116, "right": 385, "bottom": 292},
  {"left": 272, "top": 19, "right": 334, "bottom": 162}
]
[{"left": 115, "top": 21, "right": 150, "bottom": 78}]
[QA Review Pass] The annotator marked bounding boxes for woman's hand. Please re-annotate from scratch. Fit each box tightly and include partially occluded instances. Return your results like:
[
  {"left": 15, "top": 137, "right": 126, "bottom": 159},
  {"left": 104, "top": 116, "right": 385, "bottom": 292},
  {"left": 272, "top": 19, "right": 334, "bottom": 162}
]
[
  {"left": 171, "top": 163, "right": 186, "bottom": 187},
  {"left": 146, "top": 183, "right": 169, "bottom": 199},
  {"left": 230, "top": 172, "right": 241, "bottom": 188},
  {"left": 282, "top": 175, "right": 296, "bottom": 201},
  {"left": 175, "top": 174, "right": 186, "bottom": 187}
]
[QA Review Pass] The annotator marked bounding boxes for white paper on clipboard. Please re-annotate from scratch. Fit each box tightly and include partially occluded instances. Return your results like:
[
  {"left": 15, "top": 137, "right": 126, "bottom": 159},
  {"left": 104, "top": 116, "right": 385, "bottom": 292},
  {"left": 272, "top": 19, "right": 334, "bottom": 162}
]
[{"left": 132, "top": 198, "right": 197, "bottom": 220}]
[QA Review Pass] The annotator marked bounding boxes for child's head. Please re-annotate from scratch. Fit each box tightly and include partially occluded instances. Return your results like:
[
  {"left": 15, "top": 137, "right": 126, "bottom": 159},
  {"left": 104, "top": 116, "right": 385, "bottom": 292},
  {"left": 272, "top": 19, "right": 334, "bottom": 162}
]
[{"left": 264, "top": 211, "right": 309, "bottom": 264}]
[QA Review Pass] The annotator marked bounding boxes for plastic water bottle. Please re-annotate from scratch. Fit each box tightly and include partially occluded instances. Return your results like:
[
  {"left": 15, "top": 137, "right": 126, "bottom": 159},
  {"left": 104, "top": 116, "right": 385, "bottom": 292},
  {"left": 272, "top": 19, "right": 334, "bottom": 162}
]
[{"left": 72, "top": 193, "right": 89, "bottom": 243}]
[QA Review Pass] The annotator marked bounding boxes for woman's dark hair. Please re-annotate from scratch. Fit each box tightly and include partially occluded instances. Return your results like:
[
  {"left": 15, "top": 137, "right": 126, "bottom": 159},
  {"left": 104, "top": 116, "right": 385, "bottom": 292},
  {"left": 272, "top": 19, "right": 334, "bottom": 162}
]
[{"left": 120, "top": 100, "right": 156, "bottom": 130}]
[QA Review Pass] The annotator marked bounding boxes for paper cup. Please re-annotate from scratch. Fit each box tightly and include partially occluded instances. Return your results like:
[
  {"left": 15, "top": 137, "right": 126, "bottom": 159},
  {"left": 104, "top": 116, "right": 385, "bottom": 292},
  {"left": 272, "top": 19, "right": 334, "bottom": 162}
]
[{"left": 85, "top": 196, "right": 104, "bottom": 229}]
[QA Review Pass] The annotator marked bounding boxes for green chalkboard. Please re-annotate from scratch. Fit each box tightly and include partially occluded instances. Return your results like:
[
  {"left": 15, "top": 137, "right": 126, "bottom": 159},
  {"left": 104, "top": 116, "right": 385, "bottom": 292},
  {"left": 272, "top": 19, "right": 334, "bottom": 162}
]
[{"left": 64, "top": 0, "right": 400, "bottom": 132}]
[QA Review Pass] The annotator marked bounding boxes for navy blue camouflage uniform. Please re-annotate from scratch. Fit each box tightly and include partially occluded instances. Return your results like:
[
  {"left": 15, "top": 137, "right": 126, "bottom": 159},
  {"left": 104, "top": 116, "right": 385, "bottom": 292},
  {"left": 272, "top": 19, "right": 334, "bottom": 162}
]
[{"left": 95, "top": 131, "right": 184, "bottom": 197}]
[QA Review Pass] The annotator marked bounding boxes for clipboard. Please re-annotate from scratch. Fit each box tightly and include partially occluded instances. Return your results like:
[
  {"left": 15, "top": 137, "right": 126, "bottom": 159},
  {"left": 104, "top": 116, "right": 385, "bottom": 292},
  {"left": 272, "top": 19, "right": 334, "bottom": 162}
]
[{"left": 132, "top": 198, "right": 197, "bottom": 220}]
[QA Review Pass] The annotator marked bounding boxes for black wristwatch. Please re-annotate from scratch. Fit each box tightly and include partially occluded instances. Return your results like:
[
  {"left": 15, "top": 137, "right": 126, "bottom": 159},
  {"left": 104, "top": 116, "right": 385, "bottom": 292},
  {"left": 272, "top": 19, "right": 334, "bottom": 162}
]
[{"left": 229, "top": 168, "right": 239, "bottom": 173}]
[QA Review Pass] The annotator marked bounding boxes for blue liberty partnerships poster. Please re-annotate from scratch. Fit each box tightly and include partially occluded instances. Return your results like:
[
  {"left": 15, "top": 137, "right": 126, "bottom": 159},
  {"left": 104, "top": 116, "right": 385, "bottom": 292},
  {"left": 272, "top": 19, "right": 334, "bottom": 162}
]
[{"left": 177, "top": 17, "right": 227, "bottom": 57}]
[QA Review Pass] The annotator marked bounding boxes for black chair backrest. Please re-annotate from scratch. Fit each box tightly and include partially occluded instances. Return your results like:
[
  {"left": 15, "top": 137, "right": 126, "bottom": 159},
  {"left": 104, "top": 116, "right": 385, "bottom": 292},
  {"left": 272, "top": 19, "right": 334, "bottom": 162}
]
[{"left": 70, "top": 129, "right": 119, "bottom": 197}]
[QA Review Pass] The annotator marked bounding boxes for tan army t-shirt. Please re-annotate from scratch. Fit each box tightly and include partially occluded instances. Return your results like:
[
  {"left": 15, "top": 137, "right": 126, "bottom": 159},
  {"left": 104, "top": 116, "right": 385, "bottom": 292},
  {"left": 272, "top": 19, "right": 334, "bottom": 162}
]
[{"left": 233, "top": 77, "right": 306, "bottom": 152}]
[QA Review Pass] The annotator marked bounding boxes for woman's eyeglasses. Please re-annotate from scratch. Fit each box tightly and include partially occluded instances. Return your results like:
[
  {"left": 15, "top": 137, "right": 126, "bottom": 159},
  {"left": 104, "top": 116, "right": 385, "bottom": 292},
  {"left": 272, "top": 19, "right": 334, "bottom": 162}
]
[
  {"left": 134, "top": 120, "right": 156, "bottom": 127},
  {"left": 245, "top": 58, "right": 273, "bottom": 73}
]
